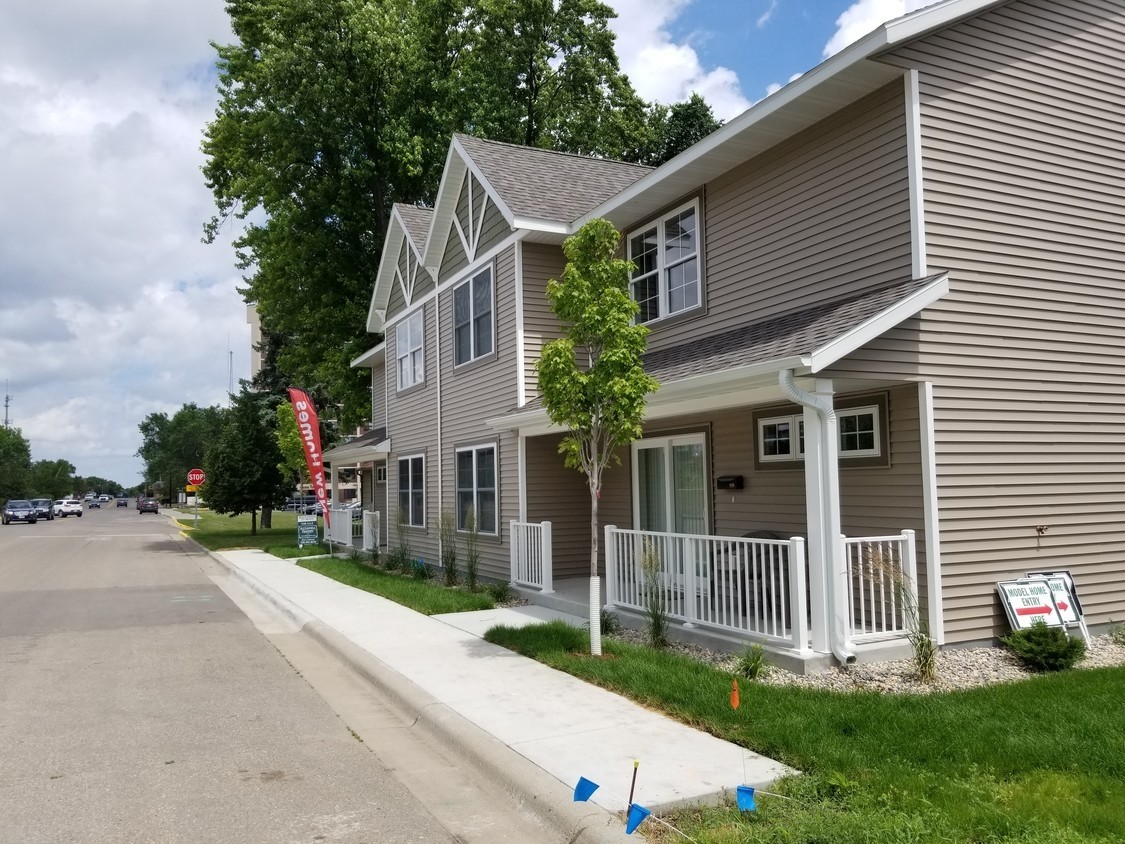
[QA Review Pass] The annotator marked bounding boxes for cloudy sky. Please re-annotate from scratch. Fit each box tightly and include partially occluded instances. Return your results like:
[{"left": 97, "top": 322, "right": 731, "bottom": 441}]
[{"left": 0, "top": 0, "right": 920, "bottom": 487}]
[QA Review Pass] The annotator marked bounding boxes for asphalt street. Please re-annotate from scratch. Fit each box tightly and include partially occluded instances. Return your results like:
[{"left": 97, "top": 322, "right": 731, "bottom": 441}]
[{"left": 0, "top": 506, "right": 557, "bottom": 843}]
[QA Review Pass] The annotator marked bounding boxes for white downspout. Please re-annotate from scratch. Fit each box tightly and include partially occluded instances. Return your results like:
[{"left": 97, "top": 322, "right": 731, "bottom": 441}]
[{"left": 779, "top": 370, "right": 856, "bottom": 666}]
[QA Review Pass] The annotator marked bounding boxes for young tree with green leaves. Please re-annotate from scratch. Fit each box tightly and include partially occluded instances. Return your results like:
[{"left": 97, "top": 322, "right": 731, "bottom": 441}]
[
  {"left": 274, "top": 401, "right": 310, "bottom": 492},
  {"left": 203, "top": 390, "right": 289, "bottom": 535},
  {"left": 536, "top": 218, "right": 658, "bottom": 655}
]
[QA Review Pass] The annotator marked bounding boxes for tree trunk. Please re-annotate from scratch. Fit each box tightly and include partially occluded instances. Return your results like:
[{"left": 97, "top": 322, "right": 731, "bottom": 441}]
[
  {"left": 261, "top": 507, "right": 272, "bottom": 529},
  {"left": 250, "top": 509, "right": 257, "bottom": 536},
  {"left": 589, "top": 482, "right": 602, "bottom": 656}
]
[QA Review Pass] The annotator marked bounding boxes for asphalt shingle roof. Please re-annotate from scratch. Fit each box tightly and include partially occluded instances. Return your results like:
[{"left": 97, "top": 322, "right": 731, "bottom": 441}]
[
  {"left": 394, "top": 204, "right": 433, "bottom": 249},
  {"left": 456, "top": 134, "right": 653, "bottom": 224},
  {"left": 643, "top": 274, "right": 942, "bottom": 383}
]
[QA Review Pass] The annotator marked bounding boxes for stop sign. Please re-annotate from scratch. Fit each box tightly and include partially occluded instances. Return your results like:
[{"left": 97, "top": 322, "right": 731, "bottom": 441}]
[{"left": 187, "top": 468, "right": 206, "bottom": 485}]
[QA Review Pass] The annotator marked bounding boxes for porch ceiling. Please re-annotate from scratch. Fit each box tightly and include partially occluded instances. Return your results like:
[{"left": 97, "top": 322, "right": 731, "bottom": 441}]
[{"left": 322, "top": 428, "right": 389, "bottom": 465}]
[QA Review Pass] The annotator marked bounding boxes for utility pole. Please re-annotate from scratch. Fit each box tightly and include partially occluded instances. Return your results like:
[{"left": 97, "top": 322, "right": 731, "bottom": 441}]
[{"left": 3, "top": 381, "right": 11, "bottom": 428}]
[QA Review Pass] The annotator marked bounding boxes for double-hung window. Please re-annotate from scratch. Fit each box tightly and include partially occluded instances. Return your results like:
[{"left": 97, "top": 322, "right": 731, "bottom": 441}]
[
  {"left": 628, "top": 200, "right": 700, "bottom": 323},
  {"left": 396, "top": 308, "right": 424, "bottom": 390},
  {"left": 397, "top": 455, "right": 425, "bottom": 527},
  {"left": 453, "top": 266, "right": 493, "bottom": 365},
  {"left": 456, "top": 444, "right": 496, "bottom": 534}
]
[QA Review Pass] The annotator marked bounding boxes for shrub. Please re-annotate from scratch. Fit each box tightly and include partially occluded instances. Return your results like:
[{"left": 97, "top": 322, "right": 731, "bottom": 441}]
[
  {"left": 863, "top": 543, "right": 937, "bottom": 683},
  {"left": 1109, "top": 621, "right": 1125, "bottom": 647},
  {"left": 464, "top": 508, "right": 480, "bottom": 592},
  {"left": 412, "top": 557, "right": 430, "bottom": 580},
  {"left": 599, "top": 609, "right": 622, "bottom": 636},
  {"left": 1002, "top": 620, "right": 1086, "bottom": 671},
  {"left": 440, "top": 512, "right": 458, "bottom": 586},
  {"left": 390, "top": 508, "right": 412, "bottom": 572},
  {"left": 486, "top": 580, "right": 512, "bottom": 603},
  {"left": 640, "top": 539, "right": 668, "bottom": 649},
  {"left": 735, "top": 643, "right": 771, "bottom": 680}
]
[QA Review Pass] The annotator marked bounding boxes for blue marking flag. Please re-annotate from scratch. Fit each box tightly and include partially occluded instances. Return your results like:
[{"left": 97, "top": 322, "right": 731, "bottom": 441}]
[
  {"left": 737, "top": 785, "right": 757, "bottom": 812},
  {"left": 573, "top": 776, "right": 599, "bottom": 802},
  {"left": 625, "top": 803, "right": 651, "bottom": 834}
]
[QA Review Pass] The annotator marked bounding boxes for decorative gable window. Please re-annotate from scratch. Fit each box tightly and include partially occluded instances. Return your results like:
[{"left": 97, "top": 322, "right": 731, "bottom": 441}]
[
  {"left": 395, "top": 308, "right": 424, "bottom": 391},
  {"left": 453, "top": 265, "right": 494, "bottom": 366},
  {"left": 628, "top": 200, "right": 700, "bottom": 323}
]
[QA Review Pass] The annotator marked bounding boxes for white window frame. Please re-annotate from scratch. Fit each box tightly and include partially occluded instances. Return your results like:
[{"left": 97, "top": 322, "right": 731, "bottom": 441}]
[
  {"left": 375, "top": 465, "right": 387, "bottom": 484},
  {"left": 395, "top": 308, "right": 425, "bottom": 391},
  {"left": 455, "top": 444, "right": 498, "bottom": 535},
  {"left": 397, "top": 454, "right": 425, "bottom": 528},
  {"left": 627, "top": 199, "right": 701, "bottom": 324},
  {"left": 453, "top": 265, "right": 494, "bottom": 366},
  {"left": 757, "top": 406, "right": 881, "bottom": 462}
]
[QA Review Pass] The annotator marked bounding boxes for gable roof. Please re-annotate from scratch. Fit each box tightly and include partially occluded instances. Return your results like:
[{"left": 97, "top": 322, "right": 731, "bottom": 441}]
[
  {"left": 420, "top": 135, "right": 652, "bottom": 270},
  {"left": 367, "top": 203, "right": 433, "bottom": 332},
  {"left": 488, "top": 272, "right": 949, "bottom": 433}
]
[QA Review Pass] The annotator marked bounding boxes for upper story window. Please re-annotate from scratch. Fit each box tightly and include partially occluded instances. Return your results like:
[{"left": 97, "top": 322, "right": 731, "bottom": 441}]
[
  {"left": 628, "top": 200, "right": 700, "bottom": 324},
  {"left": 396, "top": 308, "right": 424, "bottom": 391},
  {"left": 453, "top": 265, "right": 493, "bottom": 366}
]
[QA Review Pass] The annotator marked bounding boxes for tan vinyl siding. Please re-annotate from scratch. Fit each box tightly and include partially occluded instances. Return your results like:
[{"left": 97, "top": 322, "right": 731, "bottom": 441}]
[
  {"left": 437, "top": 246, "right": 520, "bottom": 582},
  {"left": 439, "top": 216, "right": 468, "bottom": 281},
  {"left": 385, "top": 300, "right": 440, "bottom": 565},
  {"left": 525, "top": 434, "right": 592, "bottom": 579},
  {"left": 836, "top": 0, "right": 1125, "bottom": 641},
  {"left": 370, "top": 359, "right": 386, "bottom": 428},
  {"left": 642, "top": 82, "right": 913, "bottom": 353},
  {"left": 475, "top": 201, "right": 511, "bottom": 260},
  {"left": 521, "top": 242, "right": 568, "bottom": 403}
]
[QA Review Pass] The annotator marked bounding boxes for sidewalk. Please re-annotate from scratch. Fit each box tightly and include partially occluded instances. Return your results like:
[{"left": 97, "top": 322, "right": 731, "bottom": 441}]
[{"left": 209, "top": 547, "right": 794, "bottom": 842}]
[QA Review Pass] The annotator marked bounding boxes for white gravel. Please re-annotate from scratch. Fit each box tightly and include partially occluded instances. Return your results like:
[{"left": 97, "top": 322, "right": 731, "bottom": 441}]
[{"left": 609, "top": 628, "right": 1125, "bottom": 694}]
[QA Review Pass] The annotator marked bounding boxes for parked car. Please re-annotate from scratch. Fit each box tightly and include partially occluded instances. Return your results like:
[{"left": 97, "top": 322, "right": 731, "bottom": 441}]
[
  {"left": 116, "top": 497, "right": 128, "bottom": 507},
  {"left": 29, "top": 498, "right": 55, "bottom": 521},
  {"left": 138, "top": 497, "right": 159, "bottom": 514},
  {"left": 54, "top": 499, "right": 83, "bottom": 518},
  {"left": 3, "top": 500, "right": 38, "bottom": 525}
]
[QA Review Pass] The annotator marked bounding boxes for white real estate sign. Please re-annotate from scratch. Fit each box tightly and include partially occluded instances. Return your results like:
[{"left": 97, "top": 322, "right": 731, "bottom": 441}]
[{"left": 996, "top": 579, "right": 1063, "bottom": 630}]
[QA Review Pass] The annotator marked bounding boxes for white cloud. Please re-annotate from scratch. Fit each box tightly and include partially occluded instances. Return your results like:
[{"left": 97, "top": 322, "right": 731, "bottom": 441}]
[
  {"left": 756, "top": 0, "right": 780, "bottom": 29},
  {"left": 606, "top": 0, "right": 752, "bottom": 121},
  {"left": 0, "top": 1, "right": 245, "bottom": 485},
  {"left": 823, "top": 0, "right": 906, "bottom": 57}
]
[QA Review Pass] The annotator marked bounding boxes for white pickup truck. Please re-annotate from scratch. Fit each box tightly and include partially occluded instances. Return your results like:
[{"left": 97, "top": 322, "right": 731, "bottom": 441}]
[{"left": 53, "top": 499, "right": 83, "bottom": 518}]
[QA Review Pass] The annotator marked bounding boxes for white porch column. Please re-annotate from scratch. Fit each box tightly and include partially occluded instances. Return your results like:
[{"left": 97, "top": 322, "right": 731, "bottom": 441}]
[{"left": 801, "top": 402, "right": 830, "bottom": 653}]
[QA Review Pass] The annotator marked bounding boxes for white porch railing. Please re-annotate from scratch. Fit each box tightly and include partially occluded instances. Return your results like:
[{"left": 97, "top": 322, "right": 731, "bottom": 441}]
[
  {"left": 362, "top": 510, "right": 380, "bottom": 552},
  {"left": 510, "top": 520, "right": 553, "bottom": 593},
  {"left": 325, "top": 506, "right": 365, "bottom": 547},
  {"left": 843, "top": 530, "right": 917, "bottom": 641},
  {"left": 603, "top": 526, "right": 810, "bottom": 652}
]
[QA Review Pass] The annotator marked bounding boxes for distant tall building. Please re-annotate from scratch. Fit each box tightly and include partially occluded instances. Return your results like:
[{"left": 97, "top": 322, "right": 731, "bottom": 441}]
[{"left": 246, "top": 303, "right": 262, "bottom": 381}]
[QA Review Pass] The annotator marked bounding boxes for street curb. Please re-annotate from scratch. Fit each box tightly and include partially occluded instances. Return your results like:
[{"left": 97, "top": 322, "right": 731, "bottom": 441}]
[{"left": 202, "top": 546, "right": 642, "bottom": 844}]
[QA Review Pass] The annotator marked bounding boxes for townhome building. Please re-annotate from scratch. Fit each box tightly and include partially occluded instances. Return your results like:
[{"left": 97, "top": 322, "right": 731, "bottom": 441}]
[{"left": 338, "top": 0, "right": 1125, "bottom": 671}]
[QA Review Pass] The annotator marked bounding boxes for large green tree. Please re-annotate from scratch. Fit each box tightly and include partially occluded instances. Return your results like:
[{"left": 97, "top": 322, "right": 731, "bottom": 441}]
[
  {"left": 202, "top": 0, "right": 659, "bottom": 428},
  {"left": 0, "top": 426, "right": 32, "bottom": 500},
  {"left": 642, "top": 93, "right": 723, "bottom": 166},
  {"left": 536, "top": 218, "right": 658, "bottom": 655},
  {"left": 137, "top": 404, "right": 226, "bottom": 500},
  {"left": 203, "top": 389, "right": 289, "bottom": 534},
  {"left": 28, "top": 459, "right": 77, "bottom": 500}
]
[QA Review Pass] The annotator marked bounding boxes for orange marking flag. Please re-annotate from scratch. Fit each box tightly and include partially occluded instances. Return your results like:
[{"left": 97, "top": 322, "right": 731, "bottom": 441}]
[{"left": 730, "top": 677, "right": 740, "bottom": 709}]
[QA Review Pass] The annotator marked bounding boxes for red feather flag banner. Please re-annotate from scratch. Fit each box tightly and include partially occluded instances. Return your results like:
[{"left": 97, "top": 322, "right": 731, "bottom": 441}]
[
  {"left": 287, "top": 387, "right": 331, "bottom": 527},
  {"left": 730, "top": 677, "right": 740, "bottom": 709}
]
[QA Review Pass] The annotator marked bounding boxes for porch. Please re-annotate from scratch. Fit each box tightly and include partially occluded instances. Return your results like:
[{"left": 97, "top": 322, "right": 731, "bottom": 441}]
[{"left": 512, "top": 521, "right": 919, "bottom": 673}]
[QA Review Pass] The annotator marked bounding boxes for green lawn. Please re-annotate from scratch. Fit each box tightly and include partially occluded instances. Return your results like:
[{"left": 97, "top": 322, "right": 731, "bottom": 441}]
[
  {"left": 173, "top": 508, "right": 331, "bottom": 557},
  {"left": 486, "top": 621, "right": 1125, "bottom": 844}
]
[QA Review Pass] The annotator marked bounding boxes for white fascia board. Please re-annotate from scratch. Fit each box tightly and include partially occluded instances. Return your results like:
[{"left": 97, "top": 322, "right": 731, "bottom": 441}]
[
  {"left": 350, "top": 342, "right": 385, "bottom": 369},
  {"left": 421, "top": 142, "right": 467, "bottom": 271},
  {"left": 368, "top": 223, "right": 405, "bottom": 333},
  {"left": 486, "top": 355, "right": 809, "bottom": 435},
  {"left": 511, "top": 216, "right": 570, "bottom": 236},
  {"left": 808, "top": 273, "right": 949, "bottom": 372}
]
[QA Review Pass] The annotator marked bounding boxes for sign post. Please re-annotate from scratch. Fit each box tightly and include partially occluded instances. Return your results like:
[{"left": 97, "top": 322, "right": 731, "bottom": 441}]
[{"left": 187, "top": 468, "right": 206, "bottom": 528}]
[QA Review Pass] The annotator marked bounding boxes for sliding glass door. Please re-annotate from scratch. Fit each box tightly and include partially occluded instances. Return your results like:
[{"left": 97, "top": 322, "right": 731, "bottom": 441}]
[{"left": 633, "top": 434, "right": 708, "bottom": 536}]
